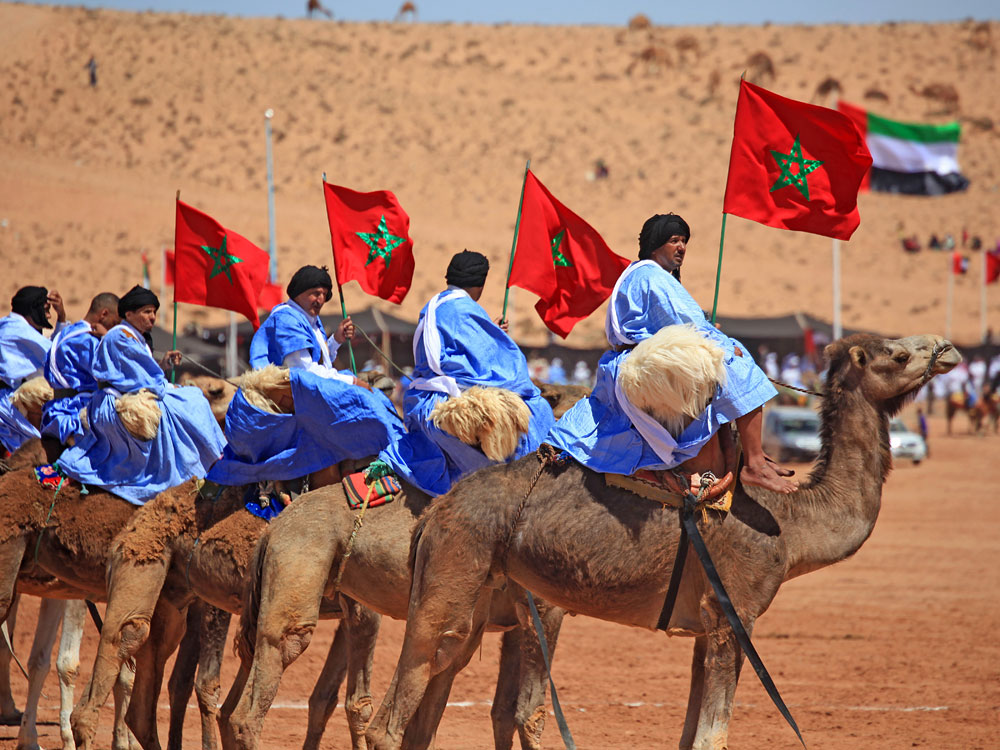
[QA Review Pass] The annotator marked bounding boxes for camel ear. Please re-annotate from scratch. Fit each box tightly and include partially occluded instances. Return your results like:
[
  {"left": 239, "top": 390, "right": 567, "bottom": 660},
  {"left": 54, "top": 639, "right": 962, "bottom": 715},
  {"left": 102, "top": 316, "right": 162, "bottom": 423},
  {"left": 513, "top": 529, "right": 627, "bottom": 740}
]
[{"left": 849, "top": 345, "right": 868, "bottom": 368}]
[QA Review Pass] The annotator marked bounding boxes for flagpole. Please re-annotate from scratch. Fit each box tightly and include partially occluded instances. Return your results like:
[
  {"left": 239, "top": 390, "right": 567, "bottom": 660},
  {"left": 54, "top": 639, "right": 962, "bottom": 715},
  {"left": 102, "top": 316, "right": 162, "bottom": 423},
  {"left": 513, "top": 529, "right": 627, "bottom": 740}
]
[
  {"left": 832, "top": 238, "right": 842, "bottom": 340},
  {"left": 501, "top": 159, "right": 530, "bottom": 323},
  {"left": 171, "top": 191, "right": 180, "bottom": 384},
  {"left": 226, "top": 312, "right": 238, "bottom": 377},
  {"left": 709, "top": 213, "right": 728, "bottom": 324},
  {"left": 322, "top": 172, "right": 357, "bottom": 375},
  {"left": 265, "top": 108, "right": 278, "bottom": 284},
  {"left": 946, "top": 253, "right": 954, "bottom": 341},
  {"left": 981, "top": 245, "right": 988, "bottom": 344}
]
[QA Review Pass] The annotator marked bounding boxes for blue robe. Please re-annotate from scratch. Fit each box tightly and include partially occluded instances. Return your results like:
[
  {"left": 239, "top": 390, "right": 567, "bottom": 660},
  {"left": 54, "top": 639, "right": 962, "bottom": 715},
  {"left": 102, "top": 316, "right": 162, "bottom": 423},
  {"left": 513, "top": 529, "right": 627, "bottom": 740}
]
[
  {"left": 208, "top": 301, "right": 404, "bottom": 484},
  {"left": 379, "top": 288, "right": 554, "bottom": 497},
  {"left": 57, "top": 322, "right": 226, "bottom": 504},
  {"left": 548, "top": 260, "right": 776, "bottom": 474},
  {"left": 0, "top": 313, "right": 54, "bottom": 453},
  {"left": 41, "top": 320, "right": 99, "bottom": 445}
]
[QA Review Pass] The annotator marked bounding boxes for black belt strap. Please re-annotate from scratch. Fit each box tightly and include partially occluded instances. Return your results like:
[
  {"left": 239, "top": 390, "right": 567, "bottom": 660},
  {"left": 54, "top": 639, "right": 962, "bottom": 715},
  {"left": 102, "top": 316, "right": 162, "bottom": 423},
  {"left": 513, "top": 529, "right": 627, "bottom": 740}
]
[
  {"left": 656, "top": 517, "right": 689, "bottom": 631},
  {"left": 52, "top": 388, "right": 79, "bottom": 400},
  {"left": 85, "top": 600, "right": 103, "bottom": 633},
  {"left": 671, "top": 492, "right": 806, "bottom": 748}
]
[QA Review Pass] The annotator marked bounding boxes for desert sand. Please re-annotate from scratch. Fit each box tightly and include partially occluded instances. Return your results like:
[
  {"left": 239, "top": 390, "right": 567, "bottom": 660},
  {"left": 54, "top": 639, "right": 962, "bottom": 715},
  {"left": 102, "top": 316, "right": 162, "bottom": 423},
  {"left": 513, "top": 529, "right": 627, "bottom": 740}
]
[{"left": 0, "top": 5, "right": 998, "bottom": 348}]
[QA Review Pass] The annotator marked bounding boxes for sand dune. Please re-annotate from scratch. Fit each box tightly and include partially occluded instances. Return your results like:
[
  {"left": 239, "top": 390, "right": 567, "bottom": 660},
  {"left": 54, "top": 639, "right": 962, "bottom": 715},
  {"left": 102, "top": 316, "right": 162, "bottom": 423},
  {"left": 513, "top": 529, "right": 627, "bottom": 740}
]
[{"left": 0, "top": 4, "right": 997, "bottom": 347}]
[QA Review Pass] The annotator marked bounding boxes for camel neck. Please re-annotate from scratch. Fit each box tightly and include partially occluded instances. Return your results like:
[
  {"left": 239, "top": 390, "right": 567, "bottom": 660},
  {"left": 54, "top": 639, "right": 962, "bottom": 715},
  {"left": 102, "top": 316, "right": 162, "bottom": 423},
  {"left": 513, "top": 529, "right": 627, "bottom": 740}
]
[{"left": 768, "top": 387, "right": 889, "bottom": 580}]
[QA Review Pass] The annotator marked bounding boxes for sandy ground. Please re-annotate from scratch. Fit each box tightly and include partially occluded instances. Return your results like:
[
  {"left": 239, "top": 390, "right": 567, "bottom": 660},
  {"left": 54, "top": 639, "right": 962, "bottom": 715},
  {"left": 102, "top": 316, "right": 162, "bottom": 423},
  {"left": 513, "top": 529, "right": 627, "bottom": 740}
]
[
  {"left": 1, "top": 5, "right": 999, "bottom": 348},
  {"left": 1, "top": 406, "right": 996, "bottom": 750}
]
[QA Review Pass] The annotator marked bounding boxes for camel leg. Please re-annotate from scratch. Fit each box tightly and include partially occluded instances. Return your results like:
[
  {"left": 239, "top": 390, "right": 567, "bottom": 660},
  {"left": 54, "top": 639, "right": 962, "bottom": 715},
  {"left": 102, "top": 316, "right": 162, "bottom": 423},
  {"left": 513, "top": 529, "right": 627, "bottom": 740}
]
[
  {"left": 193, "top": 605, "right": 231, "bottom": 750},
  {"left": 302, "top": 622, "right": 349, "bottom": 750},
  {"left": 679, "top": 636, "right": 708, "bottom": 750},
  {"left": 72, "top": 557, "right": 168, "bottom": 749},
  {"left": 511, "top": 601, "right": 564, "bottom": 750},
  {"left": 490, "top": 629, "right": 521, "bottom": 750},
  {"left": 112, "top": 657, "right": 138, "bottom": 750},
  {"left": 58, "top": 600, "right": 88, "bottom": 750},
  {"left": 342, "top": 600, "right": 380, "bottom": 750},
  {"left": 0, "top": 593, "right": 21, "bottom": 724},
  {"left": 224, "top": 528, "right": 336, "bottom": 750},
  {"left": 216, "top": 662, "right": 249, "bottom": 750},
  {"left": 15, "top": 597, "right": 64, "bottom": 750},
  {"left": 167, "top": 602, "right": 203, "bottom": 750},
  {"left": 686, "top": 607, "right": 750, "bottom": 750},
  {"left": 123, "top": 598, "right": 187, "bottom": 750}
]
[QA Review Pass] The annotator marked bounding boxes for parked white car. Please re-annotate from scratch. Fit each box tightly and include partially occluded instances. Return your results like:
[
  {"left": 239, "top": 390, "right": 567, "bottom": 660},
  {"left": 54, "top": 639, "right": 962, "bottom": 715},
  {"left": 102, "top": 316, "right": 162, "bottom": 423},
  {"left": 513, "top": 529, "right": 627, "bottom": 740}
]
[{"left": 889, "top": 418, "right": 927, "bottom": 464}]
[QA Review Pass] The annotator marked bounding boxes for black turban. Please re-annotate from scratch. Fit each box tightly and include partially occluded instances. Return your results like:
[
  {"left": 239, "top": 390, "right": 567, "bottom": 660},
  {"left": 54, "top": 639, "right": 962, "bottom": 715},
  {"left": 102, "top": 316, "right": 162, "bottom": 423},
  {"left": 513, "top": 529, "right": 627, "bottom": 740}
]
[
  {"left": 11, "top": 286, "right": 51, "bottom": 330},
  {"left": 118, "top": 286, "right": 160, "bottom": 318},
  {"left": 445, "top": 250, "right": 490, "bottom": 288},
  {"left": 638, "top": 213, "right": 691, "bottom": 260},
  {"left": 287, "top": 265, "right": 333, "bottom": 301}
]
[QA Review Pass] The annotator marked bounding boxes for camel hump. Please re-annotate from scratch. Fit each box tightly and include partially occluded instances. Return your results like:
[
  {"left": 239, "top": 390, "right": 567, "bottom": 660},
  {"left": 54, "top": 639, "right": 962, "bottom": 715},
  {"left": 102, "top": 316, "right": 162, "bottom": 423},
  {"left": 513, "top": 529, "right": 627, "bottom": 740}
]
[
  {"left": 617, "top": 323, "right": 726, "bottom": 434},
  {"left": 115, "top": 389, "right": 161, "bottom": 441},
  {"left": 240, "top": 364, "right": 293, "bottom": 414},
  {"left": 12, "top": 376, "right": 54, "bottom": 418},
  {"left": 430, "top": 386, "right": 531, "bottom": 462}
]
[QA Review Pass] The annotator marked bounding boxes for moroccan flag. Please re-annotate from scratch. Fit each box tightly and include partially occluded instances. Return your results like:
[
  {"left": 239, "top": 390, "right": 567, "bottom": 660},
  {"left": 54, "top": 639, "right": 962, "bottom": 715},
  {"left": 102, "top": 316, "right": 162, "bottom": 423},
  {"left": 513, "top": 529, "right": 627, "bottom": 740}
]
[
  {"left": 953, "top": 251, "right": 969, "bottom": 275},
  {"left": 838, "top": 101, "right": 969, "bottom": 196},
  {"left": 323, "top": 182, "right": 414, "bottom": 304},
  {"left": 164, "top": 249, "right": 175, "bottom": 285},
  {"left": 173, "top": 200, "right": 271, "bottom": 328},
  {"left": 988, "top": 247, "right": 1000, "bottom": 285},
  {"left": 507, "top": 170, "right": 630, "bottom": 337},
  {"left": 258, "top": 281, "right": 284, "bottom": 312},
  {"left": 723, "top": 80, "right": 872, "bottom": 240}
]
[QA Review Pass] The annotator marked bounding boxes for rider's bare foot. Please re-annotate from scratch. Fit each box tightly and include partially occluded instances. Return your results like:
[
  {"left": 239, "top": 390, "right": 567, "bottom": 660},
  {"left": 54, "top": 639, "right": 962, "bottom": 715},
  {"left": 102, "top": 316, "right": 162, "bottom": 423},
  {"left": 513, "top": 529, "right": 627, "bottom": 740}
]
[
  {"left": 764, "top": 454, "right": 795, "bottom": 477},
  {"left": 741, "top": 458, "right": 797, "bottom": 493}
]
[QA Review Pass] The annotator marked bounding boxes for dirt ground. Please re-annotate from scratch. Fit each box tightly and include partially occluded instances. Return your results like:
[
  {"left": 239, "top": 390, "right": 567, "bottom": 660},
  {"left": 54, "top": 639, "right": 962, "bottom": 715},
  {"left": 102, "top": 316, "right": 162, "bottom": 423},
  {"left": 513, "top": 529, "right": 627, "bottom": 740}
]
[{"left": 2, "top": 408, "right": 997, "bottom": 750}]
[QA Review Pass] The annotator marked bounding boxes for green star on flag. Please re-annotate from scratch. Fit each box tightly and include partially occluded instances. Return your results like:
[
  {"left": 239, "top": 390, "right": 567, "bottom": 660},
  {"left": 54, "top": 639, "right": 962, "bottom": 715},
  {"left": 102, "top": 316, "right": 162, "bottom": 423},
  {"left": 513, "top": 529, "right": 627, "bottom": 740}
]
[
  {"left": 357, "top": 215, "right": 406, "bottom": 268},
  {"left": 551, "top": 229, "right": 572, "bottom": 268},
  {"left": 770, "top": 134, "right": 824, "bottom": 200},
  {"left": 199, "top": 233, "right": 243, "bottom": 283}
]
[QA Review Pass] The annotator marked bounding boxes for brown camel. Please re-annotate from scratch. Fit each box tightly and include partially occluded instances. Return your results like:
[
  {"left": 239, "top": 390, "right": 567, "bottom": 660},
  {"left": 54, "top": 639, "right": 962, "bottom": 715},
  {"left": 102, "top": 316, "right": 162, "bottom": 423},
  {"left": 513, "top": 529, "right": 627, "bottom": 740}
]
[
  {"left": 366, "top": 334, "right": 961, "bottom": 750},
  {"left": 0, "top": 376, "right": 235, "bottom": 750},
  {"left": 394, "top": 1, "right": 417, "bottom": 22},
  {"left": 220, "top": 477, "right": 567, "bottom": 750}
]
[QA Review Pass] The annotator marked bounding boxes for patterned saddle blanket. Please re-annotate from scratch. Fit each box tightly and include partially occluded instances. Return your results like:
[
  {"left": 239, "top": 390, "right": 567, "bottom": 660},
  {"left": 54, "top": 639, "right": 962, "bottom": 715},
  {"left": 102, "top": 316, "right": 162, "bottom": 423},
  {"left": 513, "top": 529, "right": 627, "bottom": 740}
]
[{"left": 342, "top": 471, "right": 400, "bottom": 510}]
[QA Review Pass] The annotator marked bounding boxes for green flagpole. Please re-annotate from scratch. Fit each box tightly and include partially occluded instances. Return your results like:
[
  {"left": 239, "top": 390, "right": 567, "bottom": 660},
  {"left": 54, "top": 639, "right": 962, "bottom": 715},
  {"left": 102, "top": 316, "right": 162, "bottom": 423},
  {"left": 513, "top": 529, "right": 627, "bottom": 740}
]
[
  {"left": 710, "top": 213, "right": 728, "bottom": 324},
  {"left": 323, "top": 173, "right": 357, "bottom": 375},
  {"left": 171, "top": 190, "right": 179, "bottom": 383},
  {"left": 501, "top": 159, "right": 530, "bottom": 323}
]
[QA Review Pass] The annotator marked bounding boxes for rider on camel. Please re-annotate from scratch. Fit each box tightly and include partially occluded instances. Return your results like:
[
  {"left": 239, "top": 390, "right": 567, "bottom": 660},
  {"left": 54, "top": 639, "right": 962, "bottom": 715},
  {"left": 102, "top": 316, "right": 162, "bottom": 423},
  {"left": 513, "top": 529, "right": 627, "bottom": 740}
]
[
  {"left": 378, "top": 250, "right": 554, "bottom": 496},
  {"left": 41, "top": 292, "right": 121, "bottom": 446},
  {"left": 548, "top": 213, "right": 796, "bottom": 493},
  {"left": 0, "top": 286, "right": 68, "bottom": 454},
  {"left": 57, "top": 286, "right": 226, "bottom": 504}
]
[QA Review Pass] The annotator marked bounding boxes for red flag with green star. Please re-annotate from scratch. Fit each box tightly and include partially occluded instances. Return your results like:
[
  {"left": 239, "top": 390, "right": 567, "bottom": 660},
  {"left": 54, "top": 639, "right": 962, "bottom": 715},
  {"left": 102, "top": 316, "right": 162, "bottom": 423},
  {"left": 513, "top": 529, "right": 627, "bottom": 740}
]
[
  {"left": 723, "top": 80, "right": 872, "bottom": 240},
  {"left": 507, "top": 170, "right": 630, "bottom": 337},
  {"left": 173, "top": 200, "right": 271, "bottom": 328},
  {"left": 323, "top": 182, "right": 414, "bottom": 304}
]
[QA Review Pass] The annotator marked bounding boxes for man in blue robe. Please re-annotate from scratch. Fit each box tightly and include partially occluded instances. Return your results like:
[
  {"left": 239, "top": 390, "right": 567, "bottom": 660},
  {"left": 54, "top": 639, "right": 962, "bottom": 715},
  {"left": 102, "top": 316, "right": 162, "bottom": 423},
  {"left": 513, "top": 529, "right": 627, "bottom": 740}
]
[
  {"left": 207, "top": 265, "right": 405, "bottom": 499},
  {"left": 41, "top": 292, "right": 121, "bottom": 446},
  {"left": 379, "top": 250, "right": 555, "bottom": 497},
  {"left": 58, "top": 286, "right": 226, "bottom": 504},
  {"left": 548, "top": 213, "right": 796, "bottom": 493},
  {"left": 0, "top": 286, "right": 68, "bottom": 453}
]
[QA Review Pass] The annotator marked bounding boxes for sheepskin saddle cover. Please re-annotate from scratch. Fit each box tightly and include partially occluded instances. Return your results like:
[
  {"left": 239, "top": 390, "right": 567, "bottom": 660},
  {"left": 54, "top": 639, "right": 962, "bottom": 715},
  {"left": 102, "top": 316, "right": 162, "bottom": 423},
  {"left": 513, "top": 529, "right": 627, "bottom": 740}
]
[
  {"left": 116, "top": 389, "right": 161, "bottom": 441},
  {"left": 430, "top": 386, "right": 531, "bottom": 462}
]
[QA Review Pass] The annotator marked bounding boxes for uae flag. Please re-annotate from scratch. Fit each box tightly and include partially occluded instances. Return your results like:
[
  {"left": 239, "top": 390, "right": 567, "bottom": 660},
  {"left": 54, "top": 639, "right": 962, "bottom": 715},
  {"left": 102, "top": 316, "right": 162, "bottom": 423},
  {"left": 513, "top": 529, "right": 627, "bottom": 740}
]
[
  {"left": 507, "top": 170, "right": 630, "bottom": 337},
  {"left": 838, "top": 101, "right": 969, "bottom": 196}
]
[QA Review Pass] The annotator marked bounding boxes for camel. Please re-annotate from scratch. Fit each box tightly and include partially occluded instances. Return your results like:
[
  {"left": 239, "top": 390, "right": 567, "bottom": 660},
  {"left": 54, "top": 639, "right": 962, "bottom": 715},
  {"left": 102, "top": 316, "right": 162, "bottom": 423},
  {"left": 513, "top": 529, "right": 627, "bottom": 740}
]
[
  {"left": 305, "top": 0, "right": 333, "bottom": 19},
  {"left": 0, "top": 376, "right": 236, "bottom": 750},
  {"left": 394, "top": 1, "right": 417, "bottom": 22},
  {"left": 910, "top": 82, "right": 960, "bottom": 115},
  {"left": 745, "top": 51, "right": 775, "bottom": 85},
  {"left": 626, "top": 46, "right": 671, "bottom": 76},
  {"left": 220, "top": 476, "right": 567, "bottom": 750},
  {"left": 365, "top": 333, "right": 961, "bottom": 750}
]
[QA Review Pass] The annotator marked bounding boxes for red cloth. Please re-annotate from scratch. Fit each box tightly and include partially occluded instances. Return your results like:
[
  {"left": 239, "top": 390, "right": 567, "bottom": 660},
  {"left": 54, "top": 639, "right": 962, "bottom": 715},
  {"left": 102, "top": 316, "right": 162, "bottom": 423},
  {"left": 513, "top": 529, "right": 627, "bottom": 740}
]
[
  {"left": 507, "top": 170, "right": 630, "bottom": 337},
  {"left": 164, "top": 249, "right": 175, "bottom": 286},
  {"left": 987, "top": 248, "right": 1000, "bottom": 284},
  {"left": 952, "top": 251, "right": 969, "bottom": 275},
  {"left": 323, "top": 182, "right": 414, "bottom": 304},
  {"left": 257, "top": 282, "right": 284, "bottom": 313},
  {"left": 173, "top": 200, "right": 271, "bottom": 328},
  {"left": 724, "top": 81, "right": 872, "bottom": 240}
]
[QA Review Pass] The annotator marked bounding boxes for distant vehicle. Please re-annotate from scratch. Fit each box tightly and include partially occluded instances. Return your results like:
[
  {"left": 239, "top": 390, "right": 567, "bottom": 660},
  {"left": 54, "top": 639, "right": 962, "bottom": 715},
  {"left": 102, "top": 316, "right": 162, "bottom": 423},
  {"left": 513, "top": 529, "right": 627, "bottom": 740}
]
[
  {"left": 889, "top": 418, "right": 927, "bottom": 464},
  {"left": 762, "top": 406, "right": 822, "bottom": 463}
]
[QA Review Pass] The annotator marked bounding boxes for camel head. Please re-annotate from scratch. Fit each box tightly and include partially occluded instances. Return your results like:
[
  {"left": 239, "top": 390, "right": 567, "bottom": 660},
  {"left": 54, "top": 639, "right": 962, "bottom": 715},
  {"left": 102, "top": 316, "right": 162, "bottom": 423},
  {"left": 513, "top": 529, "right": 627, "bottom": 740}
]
[
  {"left": 823, "top": 334, "right": 960, "bottom": 416},
  {"left": 180, "top": 374, "right": 239, "bottom": 426}
]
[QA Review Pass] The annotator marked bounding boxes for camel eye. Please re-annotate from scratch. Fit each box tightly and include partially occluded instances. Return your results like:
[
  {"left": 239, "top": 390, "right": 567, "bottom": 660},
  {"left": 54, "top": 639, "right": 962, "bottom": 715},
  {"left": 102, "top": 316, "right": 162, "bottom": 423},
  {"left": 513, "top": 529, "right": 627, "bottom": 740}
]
[{"left": 893, "top": 352, "right": 909, "bottom": 364}]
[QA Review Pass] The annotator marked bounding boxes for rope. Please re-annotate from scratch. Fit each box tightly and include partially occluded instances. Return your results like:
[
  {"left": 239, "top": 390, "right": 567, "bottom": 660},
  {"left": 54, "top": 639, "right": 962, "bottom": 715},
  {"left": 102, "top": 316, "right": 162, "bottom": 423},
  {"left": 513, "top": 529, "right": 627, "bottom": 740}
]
[
  {"left": 768, "top": 376, "right": 823, "bottom": 397},
  {"left": 33, "top": 476, "right": 66, "bottom": 566},
  {"left": 524, "top": 590, "right": 577, "bottom": 750},
  {"left": 500, "top": 445, "right": 564, "bottom": 574},
  {"left": 332, "top": 481, "right": 377, "bottom": 596},
  {"left": 353, "top": 324, "right": 409, "bottom": 378}
]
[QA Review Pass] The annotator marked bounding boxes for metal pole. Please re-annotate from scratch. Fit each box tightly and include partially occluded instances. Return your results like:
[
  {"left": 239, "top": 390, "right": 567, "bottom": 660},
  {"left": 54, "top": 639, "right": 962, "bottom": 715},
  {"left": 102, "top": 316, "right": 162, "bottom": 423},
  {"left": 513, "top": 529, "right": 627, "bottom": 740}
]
[
  {"left": 832, "top": 238, "right": 842, "bottom": 340},
  {"left": 265, "top": 108, "right": 278, "bottom": 284},
  {"left": 946, "top": 254, "right": 954, "bottom": 341},
  {"left": 226, "top": 312, "right": 238, "bottom": 377}
]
